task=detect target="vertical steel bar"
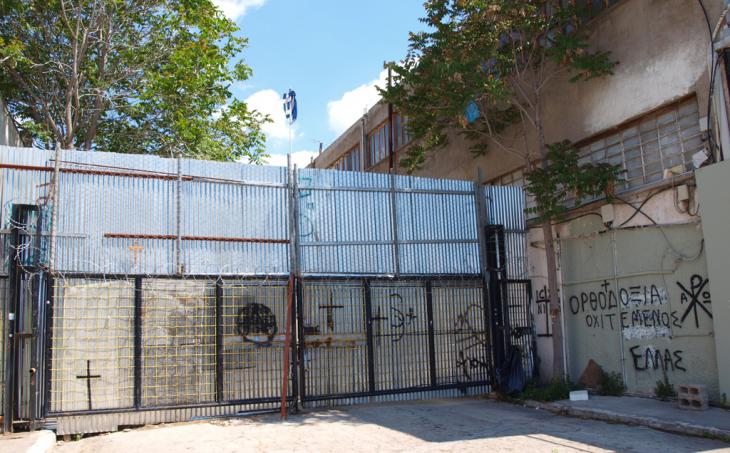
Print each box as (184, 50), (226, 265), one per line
(3, 206), (22, 432)
(486, 225), (506, 375)
(425, 280), (437, 387)
(364, 279), (375, 394)
(280, 275), (294, 419)
(215, 278), (223, 402)
(42, 275), (54, 417)
(389, 173), (400, 277)
(48, 144), (61, 273)
(133, 277), (142, 410)
(175, 154), (183, 275)
(473, 177), (496, 383)
(295, 278), (305, 403)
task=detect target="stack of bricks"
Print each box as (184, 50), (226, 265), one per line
(678, 384), (709, 410)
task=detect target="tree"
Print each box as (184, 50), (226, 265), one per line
(381, 0), (618, 380)
(0, 0), (268, 162)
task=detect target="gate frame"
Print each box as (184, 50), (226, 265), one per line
(296, 275), (493, 405)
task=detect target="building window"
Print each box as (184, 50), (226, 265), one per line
(368, 122), (390, 167)
(366, 114), (412, 168)
(490, 96), (704, 213)
(576, 97), (703, 191)
(394, 113), (411, 150)
(334, 145), (361, 172)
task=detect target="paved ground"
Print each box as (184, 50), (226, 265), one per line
(0, 430), (55, 453)
(49, 398), (729, 453)
(556, 395), (730, 433)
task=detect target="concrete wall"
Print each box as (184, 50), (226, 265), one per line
(557, 215), (717, 398)
(696, 160), (730, 402)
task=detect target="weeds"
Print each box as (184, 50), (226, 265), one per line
(520, 380), (576, 402)
(597, 369), (625, 396)
(654, 374), (676, 401)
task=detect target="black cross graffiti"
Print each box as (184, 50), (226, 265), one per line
(75, 360), (101, 410)
(318, 290), (344, 332)
(677, 274), (712, 329)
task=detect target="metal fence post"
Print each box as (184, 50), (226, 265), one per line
(175, 154), (183, 275)
(133, 277), (142, 409)
(388, 172), (400, 277)
(48, 143), (61, 273)
(43, 275), (54, 417)
(425, 280), (437, 387)
(473, 176), (498, 384)
(294, 278), (305, 404)
(215, 278), (224, 402)
(364, 279), (375, 394)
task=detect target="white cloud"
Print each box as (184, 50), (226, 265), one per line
(245, 89), (292, 141)
(327, 69), (388, 135)
(212, 0), (267, 21)
(264, 150), (318, 168)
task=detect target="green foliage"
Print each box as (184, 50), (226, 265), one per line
(520, 379), (577, 402)
(654, 374), (676, 401)
(525, 141), (624, 222)
(380, 0), (617, 173)
(597, 369), (625, 396)
(0, 0), (268, 161)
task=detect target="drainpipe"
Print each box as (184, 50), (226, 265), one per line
(360, 111), (368, 169)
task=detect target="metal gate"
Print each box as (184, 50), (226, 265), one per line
(0, 145), (533, 434)
(297, 277), (491, 404)
(3, 204), (52, 432)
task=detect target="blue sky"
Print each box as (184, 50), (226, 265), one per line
(212, 0), (425, 166)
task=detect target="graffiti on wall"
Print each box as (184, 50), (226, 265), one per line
(534, 285), (552, 337)
(677, 275), (712, 329)
(567, 274), (712, 375)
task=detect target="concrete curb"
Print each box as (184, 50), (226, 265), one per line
(522, 400), (730, 441)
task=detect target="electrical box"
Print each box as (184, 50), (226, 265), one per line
(601, 203), (615, 225)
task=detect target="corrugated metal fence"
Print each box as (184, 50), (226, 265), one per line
(0, 145), (530, 434)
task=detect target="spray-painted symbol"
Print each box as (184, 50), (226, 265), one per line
(454, 304), (489, 381)
(76, 359), (101, 410)
(237, 303), (278, 345)
(677, 275), (712, 329)
(319, 290), (344, 332)
(388, 293), (417, 342)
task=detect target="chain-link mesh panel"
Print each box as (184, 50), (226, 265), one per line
(50, 278), (135, 412)
(141, 279), (215, 406)
(221, 279), (288, 402)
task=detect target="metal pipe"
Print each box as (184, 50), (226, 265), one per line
(176, 154), (182, 274)
(0, 163), (288, 188)
(389, 172), (400, 277)
(48, 143), (61, 272)
(103, 233), (289, 244)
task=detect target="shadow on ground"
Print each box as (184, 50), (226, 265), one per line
(279, 397), (728, 452)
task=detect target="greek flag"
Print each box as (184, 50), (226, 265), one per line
(282, 89), (297, 124)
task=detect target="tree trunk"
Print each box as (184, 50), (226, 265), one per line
(535, 92), (566, 382)
(542, 221), (564, 381)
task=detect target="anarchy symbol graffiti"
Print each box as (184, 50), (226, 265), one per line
(677, 274), (712, 329)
